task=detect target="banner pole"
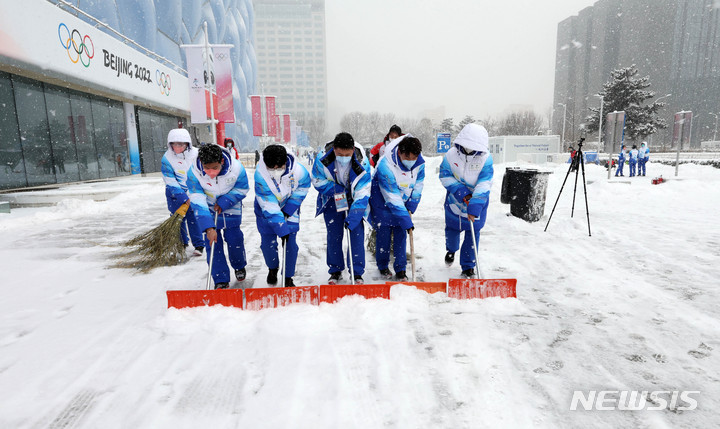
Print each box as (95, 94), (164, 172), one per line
(204, 21), (217, 146)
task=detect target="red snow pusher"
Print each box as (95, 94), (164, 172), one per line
(446, 222), (517, 299)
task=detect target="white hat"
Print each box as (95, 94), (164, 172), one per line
(167, 128), (192, 144)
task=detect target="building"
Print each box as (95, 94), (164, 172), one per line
(0, 0), (257, 191)
(252, 0), (328, 133)
(553, 0), (720, 149)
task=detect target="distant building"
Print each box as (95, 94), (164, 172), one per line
(0, 0), (257, 190)
(252, 0), (328, 126)
(553, 0), (720, 149)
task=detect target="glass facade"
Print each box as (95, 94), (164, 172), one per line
(137, 108), (186, 175)
(0, 71), (181, 190)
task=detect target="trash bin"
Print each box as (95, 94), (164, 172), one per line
(509, 169), (552, 222)
(500, 167), (520, 204)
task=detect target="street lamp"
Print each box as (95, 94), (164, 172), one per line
(648, 94), (671, 149)
(709, 112), (719, 142)
(593, 95), (609, 178)
(558, 102), (567, 148)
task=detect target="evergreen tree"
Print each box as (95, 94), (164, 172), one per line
(439, 118), (454, 133)
(454, 115), (476, 135)
(584, 65), (667, 142)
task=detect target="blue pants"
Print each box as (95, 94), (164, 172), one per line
(204, 226), (247, 284)
(375, 225), (407, 273)
(629, 160), (637, 177)
(615, 161), (625, 176)
(445, 224), (481, 271)
(639, 158), (647, 176)
(260, 232), (299, 277)
(179, 206), (204, 248)
(323, 209), (365, 275)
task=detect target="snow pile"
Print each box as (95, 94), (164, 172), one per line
(0, 159), (718, 428)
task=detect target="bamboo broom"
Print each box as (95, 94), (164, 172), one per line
(114, 201), (192, 272)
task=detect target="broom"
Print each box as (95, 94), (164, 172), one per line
(114, 201), (191, 272)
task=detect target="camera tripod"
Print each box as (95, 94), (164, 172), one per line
(544, 138), (591, 236)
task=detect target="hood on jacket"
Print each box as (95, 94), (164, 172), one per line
(453, 123), (489, 153)
(167, 128), (192, 152)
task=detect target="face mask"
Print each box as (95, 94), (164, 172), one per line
(402, 159), (416, 170)
(336, 155), (351, 166)
(459, 146), (477, 156)
(269, 169), (284, 182)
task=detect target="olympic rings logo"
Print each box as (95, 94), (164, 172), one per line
(156, 69), (172, 96)
(58, 23), (94, 67)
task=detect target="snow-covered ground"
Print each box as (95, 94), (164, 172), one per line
(1, 158), (719, 428)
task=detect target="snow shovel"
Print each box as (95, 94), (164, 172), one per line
(167, 211), (244, 309)
(346, 226), (355, 285)
(446, 218), (517, 300)
(279, 236), (286, 288)
(409, 228), (417, 282)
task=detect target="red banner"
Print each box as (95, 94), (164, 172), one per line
(266, 96), (277, 136)
(275, 115), (282, 142)
(251, 96), (263, 136)
(283, 115), (291, 143)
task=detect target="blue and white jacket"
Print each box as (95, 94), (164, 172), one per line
(254, 153), (311, 237)
(638, 144), (649, 160)
(161, 141), (198, 212)
(629, 148), (639, 161)
(439, 124), (494, 227)
(311, 145), (371, 230)
(369, 135), (425, 231)
(617, 148), (626, 163)
(186, 145), (250, 232)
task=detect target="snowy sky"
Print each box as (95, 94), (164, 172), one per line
(325, 0), (597, 128)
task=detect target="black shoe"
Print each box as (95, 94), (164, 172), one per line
(193, 246), (204, 256)
(353, 274), (364, 284)
(214, 282), (230, 289)
(235, 268), (246, 281)
(445, 252), (455, 267)
(267, 268), (278, 286)
(284, 277), (295, 287)
(461, 268), (475, 279)
(395, 271), (408, 281)
(379, 268), (393, 279)
(328, 272), (342, 285)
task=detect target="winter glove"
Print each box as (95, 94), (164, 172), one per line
(174, 201), (190, 217)
(463, 194), (472, 205)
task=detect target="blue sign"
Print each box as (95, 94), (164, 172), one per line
(437, 133), (451, 153)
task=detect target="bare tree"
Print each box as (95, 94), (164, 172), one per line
(339, 112), (365, 141)
(497, 110), (544, 135)
(478, 115), (499, 136)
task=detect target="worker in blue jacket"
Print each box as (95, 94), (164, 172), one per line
(369, 135), (425, 281)
(161, 127), (204, 255)
(186, 144), (250, 289)
(638, 141), (649, 176)
(615, 144), (626, 177)
(254, 144), (311, 287)
(311, 132), (371, 284)
(629, 144), (639, 177)
(439, 123), (494, 278)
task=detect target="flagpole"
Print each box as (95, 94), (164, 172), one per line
(203, 21), (217, 146)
